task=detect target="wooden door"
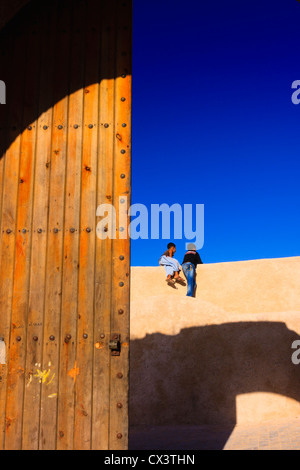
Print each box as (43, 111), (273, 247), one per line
(0, 0), (131, 450)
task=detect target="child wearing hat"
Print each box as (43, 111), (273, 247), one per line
(181, 243), (203, 297)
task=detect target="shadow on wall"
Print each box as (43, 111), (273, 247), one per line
(0, 0), (127, 160)
(130, 322), (300, 450)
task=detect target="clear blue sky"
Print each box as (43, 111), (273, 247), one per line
(131, 0), (300, 266)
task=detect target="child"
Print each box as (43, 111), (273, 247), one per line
(159, 242), (185, 287)
(181, 243), (203, 297)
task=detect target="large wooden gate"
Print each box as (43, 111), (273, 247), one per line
(0, 0), (131, 450)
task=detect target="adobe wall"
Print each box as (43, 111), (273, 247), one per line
(130, 257), (300, 426)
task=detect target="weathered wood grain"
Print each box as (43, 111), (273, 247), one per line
(22, 2), (57, 451)
(109, 0), (132, 451)
(0, 14), (27, 450)
(56, 0), (85, 451)
(0, 0), (132, 450)
(4, 6), (41, 450)
(92, 0), (117, 450)
(73, 0), (101, 449)
(39, 0), (72, 450)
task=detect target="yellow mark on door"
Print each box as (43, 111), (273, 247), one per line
(34, 368), (55, 385)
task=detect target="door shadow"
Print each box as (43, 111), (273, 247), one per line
(0, 0), (130, 161)
(129, 321), (300, 449)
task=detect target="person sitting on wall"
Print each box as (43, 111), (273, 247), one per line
(181, 243), (203, 297)
(159, 242), (185, 287)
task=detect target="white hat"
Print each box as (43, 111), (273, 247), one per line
(187, 243), (197, 251)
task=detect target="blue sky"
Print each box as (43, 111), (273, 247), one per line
(131, 0), (300, 266)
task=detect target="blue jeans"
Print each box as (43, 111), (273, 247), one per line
(182, 262), (196, 297)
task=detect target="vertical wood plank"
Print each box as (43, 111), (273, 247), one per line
(39, 0), (72, 450)
(0, 28), (11, 234)
(4, 7), (41, 450)
(0, 26), (15, 451)
(73, 0), (101, 449)
(92, 0), (117, 450)
(22, 3), (58, 450)
(0, 17), (27, 450)
(56, 0), (86, 450)
(109, 0), (132, 451)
